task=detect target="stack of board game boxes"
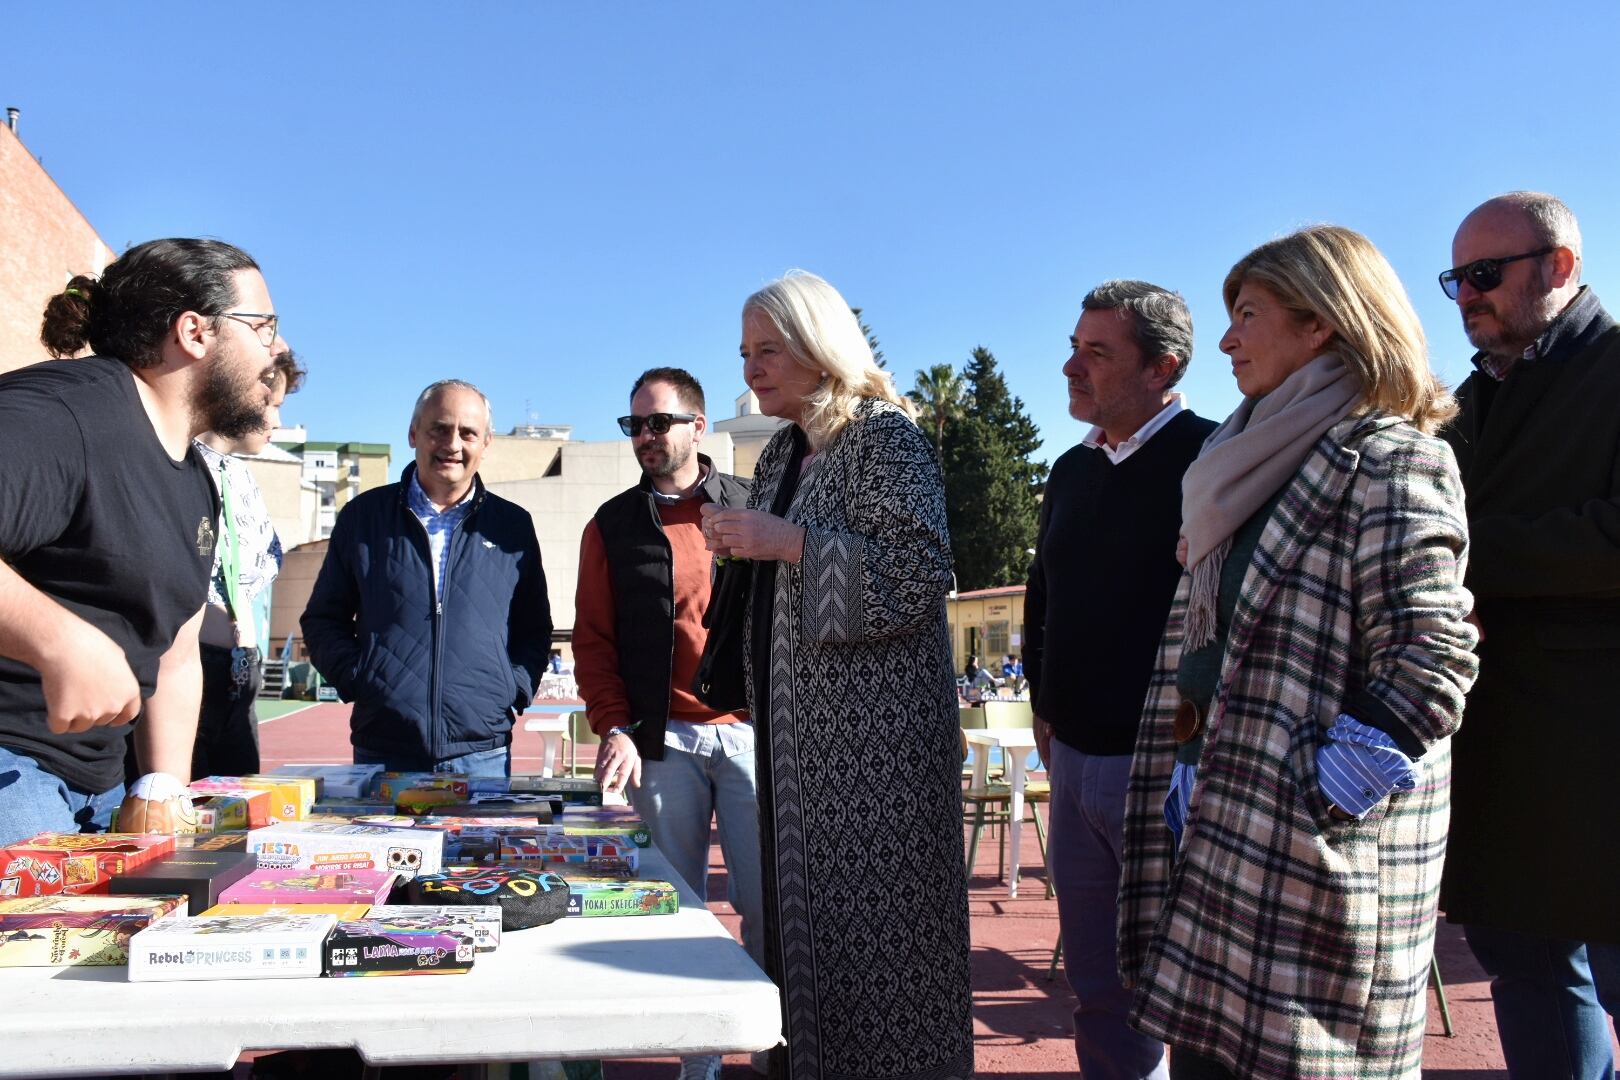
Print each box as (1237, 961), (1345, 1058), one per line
(0, 768), (679, 981)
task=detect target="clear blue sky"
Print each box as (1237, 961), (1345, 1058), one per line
(9, 3), (1619, 468)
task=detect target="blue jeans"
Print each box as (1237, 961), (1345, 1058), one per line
(1464, 923), (1620, 1079)
(1047, 739), (1169, 1080)
(0, 746), (126, 847)
(628, 738), (764, 970)
(352, 743), (511, 779)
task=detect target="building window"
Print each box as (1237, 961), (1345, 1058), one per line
(986, 621), (1009, 658)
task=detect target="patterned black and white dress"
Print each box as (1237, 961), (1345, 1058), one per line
(744, 398), (974, 1080)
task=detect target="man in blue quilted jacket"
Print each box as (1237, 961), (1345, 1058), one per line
(301, 380), (552, 777)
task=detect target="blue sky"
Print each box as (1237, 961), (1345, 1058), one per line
(8, 2), (1619, 467)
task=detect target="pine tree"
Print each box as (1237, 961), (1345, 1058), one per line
(940, 347), (1046, 590)
(908, 363), (965, 457)
(851, 306), (885, 369)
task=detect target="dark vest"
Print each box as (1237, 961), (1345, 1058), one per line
(591, 455), (750, 760)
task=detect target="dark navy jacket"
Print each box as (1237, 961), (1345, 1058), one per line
(301, 465), (553, 761)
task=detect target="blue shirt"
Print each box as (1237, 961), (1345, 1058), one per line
(406, 473), (475, 600)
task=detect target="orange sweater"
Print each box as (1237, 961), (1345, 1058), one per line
(574, 495), (746, 737)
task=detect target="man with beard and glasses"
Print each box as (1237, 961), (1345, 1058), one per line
(188, 345), (307, 779)
(0, 238), (278, 845)
(1437, 192), (1620, 1077)
(303, 380), (552, 777)
(573, 368), (762, 1080)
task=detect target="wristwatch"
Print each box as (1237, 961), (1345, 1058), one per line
(607, 726), (636, 740)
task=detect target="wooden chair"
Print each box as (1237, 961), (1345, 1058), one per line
(567, 712), (601, 777)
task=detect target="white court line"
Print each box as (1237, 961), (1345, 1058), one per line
(256, 703), (316, 725)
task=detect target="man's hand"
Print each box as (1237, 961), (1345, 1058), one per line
(595, 732), (643, 796)
(1034, 714), (1053, 771)
(37, 618), (141, 734)
(701, 504), (806, 563)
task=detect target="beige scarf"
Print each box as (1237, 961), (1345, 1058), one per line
(1181, 353), (1359, 650)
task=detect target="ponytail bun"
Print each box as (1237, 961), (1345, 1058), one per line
(40, 275), (100, 358)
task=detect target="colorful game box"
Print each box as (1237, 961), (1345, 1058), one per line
(508, 776), (604, 804)
(220, 867), (398, 906)
(561, 876), (679, 918)
(109, 849), (256, 915)
(555, 816), (652, 847)
(246, 822), (443, 880)
(0, 895), (187, 967)
(308, 800), (394, 818)
(201, 903), (374, 920)
(365, 904), (501, 952)
(0, 833), (176, 897)
(128, 912), (336, 981)
(498, 833), (640, 872)
(173, 832), (250, 853)
(375, 773), (470, 802)
(190, 789), (273, 832)
(192, 776), (308, 822)
(324, 916), (475, 976)
(270, 764), (385, 799)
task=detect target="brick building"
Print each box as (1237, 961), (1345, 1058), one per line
(0, 112), (114, 373)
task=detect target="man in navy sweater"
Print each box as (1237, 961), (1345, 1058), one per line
(1025, 280), (1215, 1080)
(302, 381), (552, 777)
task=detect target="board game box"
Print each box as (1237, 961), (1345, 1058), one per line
(0, 895), (187, 967)
(192, 777), (306, 822)
(127, 912), (336, 981)
(364, 904), (500, 952)
(0, 833), (176, 897)
(269, 764), (384, 799)
(375, 773), (469, 802)
(220, 867), (398, 906)
(560, 876), (679, 918)
(497, 833), (640, 872)
(324, 916), (475, 976)
(173, 832), (249, 853)
(200, 903), (374, 920)
(108, 849), (256, 915)
(246, 823), (443, 880)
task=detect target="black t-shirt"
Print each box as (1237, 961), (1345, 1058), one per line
(0, 356), (217, 792)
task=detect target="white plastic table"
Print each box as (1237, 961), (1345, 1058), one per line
(965, 727), (1039, 899)
(0, 847), (781, 1077)
(521, 712), (571, 778)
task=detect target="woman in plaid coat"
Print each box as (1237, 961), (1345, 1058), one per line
(1118, 226), (1480, 1078)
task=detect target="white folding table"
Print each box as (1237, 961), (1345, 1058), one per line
(521, 711), (572, 778)
(0, 847), (780, 1077)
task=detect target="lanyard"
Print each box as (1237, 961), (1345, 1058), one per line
(217, 462), (244, 620)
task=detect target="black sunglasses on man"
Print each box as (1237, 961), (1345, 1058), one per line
(617, 412), (697, 437)
(1438, 247), (1556, 300)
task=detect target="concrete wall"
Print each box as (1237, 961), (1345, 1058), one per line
(0, 124), (114, 373)
(248, 458), (310, 551)
(479, 436), (566, 485)
(489, 434), (735, 638)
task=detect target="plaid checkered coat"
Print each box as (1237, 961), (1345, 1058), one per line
(1118, 414), (1479, 1078)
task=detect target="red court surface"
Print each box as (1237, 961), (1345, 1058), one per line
(258, 701), (1609, 1076)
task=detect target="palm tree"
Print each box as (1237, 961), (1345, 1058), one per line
(910, 363), (965, 456)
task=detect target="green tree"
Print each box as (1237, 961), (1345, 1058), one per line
(851, 306), (885, 369)
(941, 347), (1046, 590)
(908, 362), (965, 457)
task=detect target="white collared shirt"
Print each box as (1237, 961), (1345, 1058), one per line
(1081, 393), (1187, 464)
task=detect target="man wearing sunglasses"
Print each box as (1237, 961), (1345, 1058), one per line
(573, 368), (762, 1080)
(0, 238), (279, 845)
(303, 380), (553, 778)
(1438, 191), (1620, 1077)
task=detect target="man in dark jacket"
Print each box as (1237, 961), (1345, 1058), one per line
(302, 380), (551, 777)
(573, 368), (761, 1080)
(1026, 280), (1215, 1080)
(1439, 191), (1620, 1077)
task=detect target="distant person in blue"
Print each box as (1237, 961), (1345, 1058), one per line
(1437, 192), (1620, 1078)
(1025, 279), (1214, 1079)
(302, 380), (553, 778)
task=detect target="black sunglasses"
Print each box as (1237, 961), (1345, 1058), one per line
(1438, 247), (1555, 300)
(617, 412), (696, 437)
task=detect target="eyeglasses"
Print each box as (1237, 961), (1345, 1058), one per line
(617, 412), (696, 437)
(1438, 248), (1555, 300)
(217, 312), (280, 349)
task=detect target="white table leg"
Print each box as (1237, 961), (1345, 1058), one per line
(970, 739), (989, 790)
(1007, 749), (1026, 899)
(540, 733), (560, 778)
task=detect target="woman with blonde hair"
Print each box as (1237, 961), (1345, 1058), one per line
(1117, 226), (1479, 1078)
(702, 271), (973, 1080)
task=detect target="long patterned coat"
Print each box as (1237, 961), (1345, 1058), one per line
(1118, 414), (1479, 1078)
(744, 398), (974, 1080)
